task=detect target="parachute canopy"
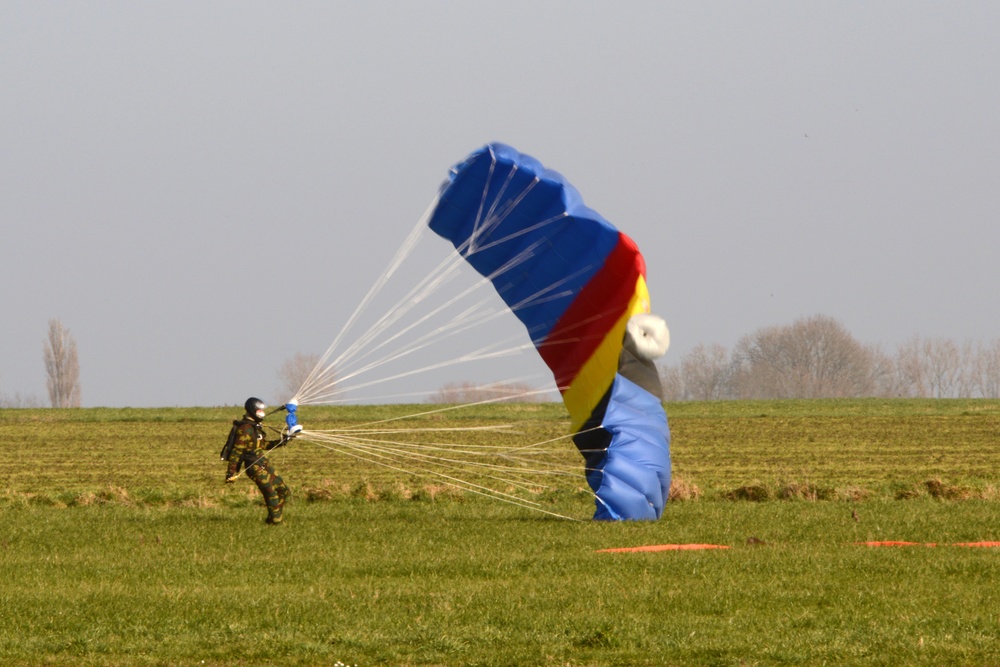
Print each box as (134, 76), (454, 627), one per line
(427, 143), (671, 520)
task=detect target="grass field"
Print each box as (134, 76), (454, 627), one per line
(2, 400), (999, 666)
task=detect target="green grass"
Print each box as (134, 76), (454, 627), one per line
(2, 400), (1000, 665)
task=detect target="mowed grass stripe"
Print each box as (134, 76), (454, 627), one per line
(673, 414), (1000, 490)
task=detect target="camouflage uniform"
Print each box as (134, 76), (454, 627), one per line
(225, 418), (290, 524)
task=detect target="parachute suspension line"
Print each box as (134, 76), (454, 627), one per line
(460, 156), (533, 258)
(297, 259), (470, 402)
(331, 317), (531, 393)
(294, 202), (437, 403)
(332, 276), (503, 384)
(502, 259), (593, 314)
(473, 179), (528, 247)
(295, 232), (473, 404)
(462, 175), (539, 259)
(534, 300), (641, 353)
(301, 321), (563, 402)
(311, 423), (577, 456)
(309, 432), (540, 499)
(296, 186), (535, 405)
(367, 236), (578, 370)
(293, 420), (607, 512)
(466, 153), (540, 257)
(335, 387), (559, 430)
(329, 247), (468, 368)
(297, 277), (542, 403)
(466, 210), (568, 259)
(302, 431), (584, 521)
(466, 150), (576, 261)
(301, 337), (537, 404)
(310, 431), (557, 492)
(295, 179), (580, 406)
(297, 155), (580, 407)
(305, 373), (555, 406)
(294, 417), (598, 508)
(295, 174), (543, 404)
(466, 154), (499, 254)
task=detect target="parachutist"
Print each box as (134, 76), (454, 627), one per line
(221, 397), (293, 525)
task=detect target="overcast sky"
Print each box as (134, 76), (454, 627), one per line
(2, 2), (998, 408)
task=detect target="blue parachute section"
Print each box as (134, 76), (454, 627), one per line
(427, 143), (672, 521)
(428, 142), (621, 346)
(580, 375), (671, 520)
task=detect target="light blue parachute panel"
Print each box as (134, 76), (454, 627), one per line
(584, 375), (671, 521)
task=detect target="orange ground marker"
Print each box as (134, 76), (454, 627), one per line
(596, 544), (731, 553)
(859, 541), (1000, 548)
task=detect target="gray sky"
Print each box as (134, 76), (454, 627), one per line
(2, 2), (998, 408)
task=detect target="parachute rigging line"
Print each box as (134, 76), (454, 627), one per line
(305, 430), (584, 521)
(294, 225), (546, 405)
(291, 160), (603, 408)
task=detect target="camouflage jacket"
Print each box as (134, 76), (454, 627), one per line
(225, 418), (285, 480)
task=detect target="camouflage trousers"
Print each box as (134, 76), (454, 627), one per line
(246, 455), (290, 524)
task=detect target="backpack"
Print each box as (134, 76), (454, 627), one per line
(219, 419), (244, 461)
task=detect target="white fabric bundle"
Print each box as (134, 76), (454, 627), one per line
(624, 314), (670, 361)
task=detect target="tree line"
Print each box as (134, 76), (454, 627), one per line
(7, 315), (997, 408)
(660, 314), (1000, 400)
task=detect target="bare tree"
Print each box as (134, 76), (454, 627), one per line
(924, 337), (963, 398)
(894, 336), (967, 398)
(893, 336), (929, 397)
(730, 315), (878, 399)
(974, 339), (1000, 398)
(0, 387), (44, 408)
(276, 352), (322, 400)
(659, 364), (685, 402)
(680, 343), (732, 400)
(43, 319), (81, 408)
(867, 345), (902, 398)
(956, 340), (979, 398)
